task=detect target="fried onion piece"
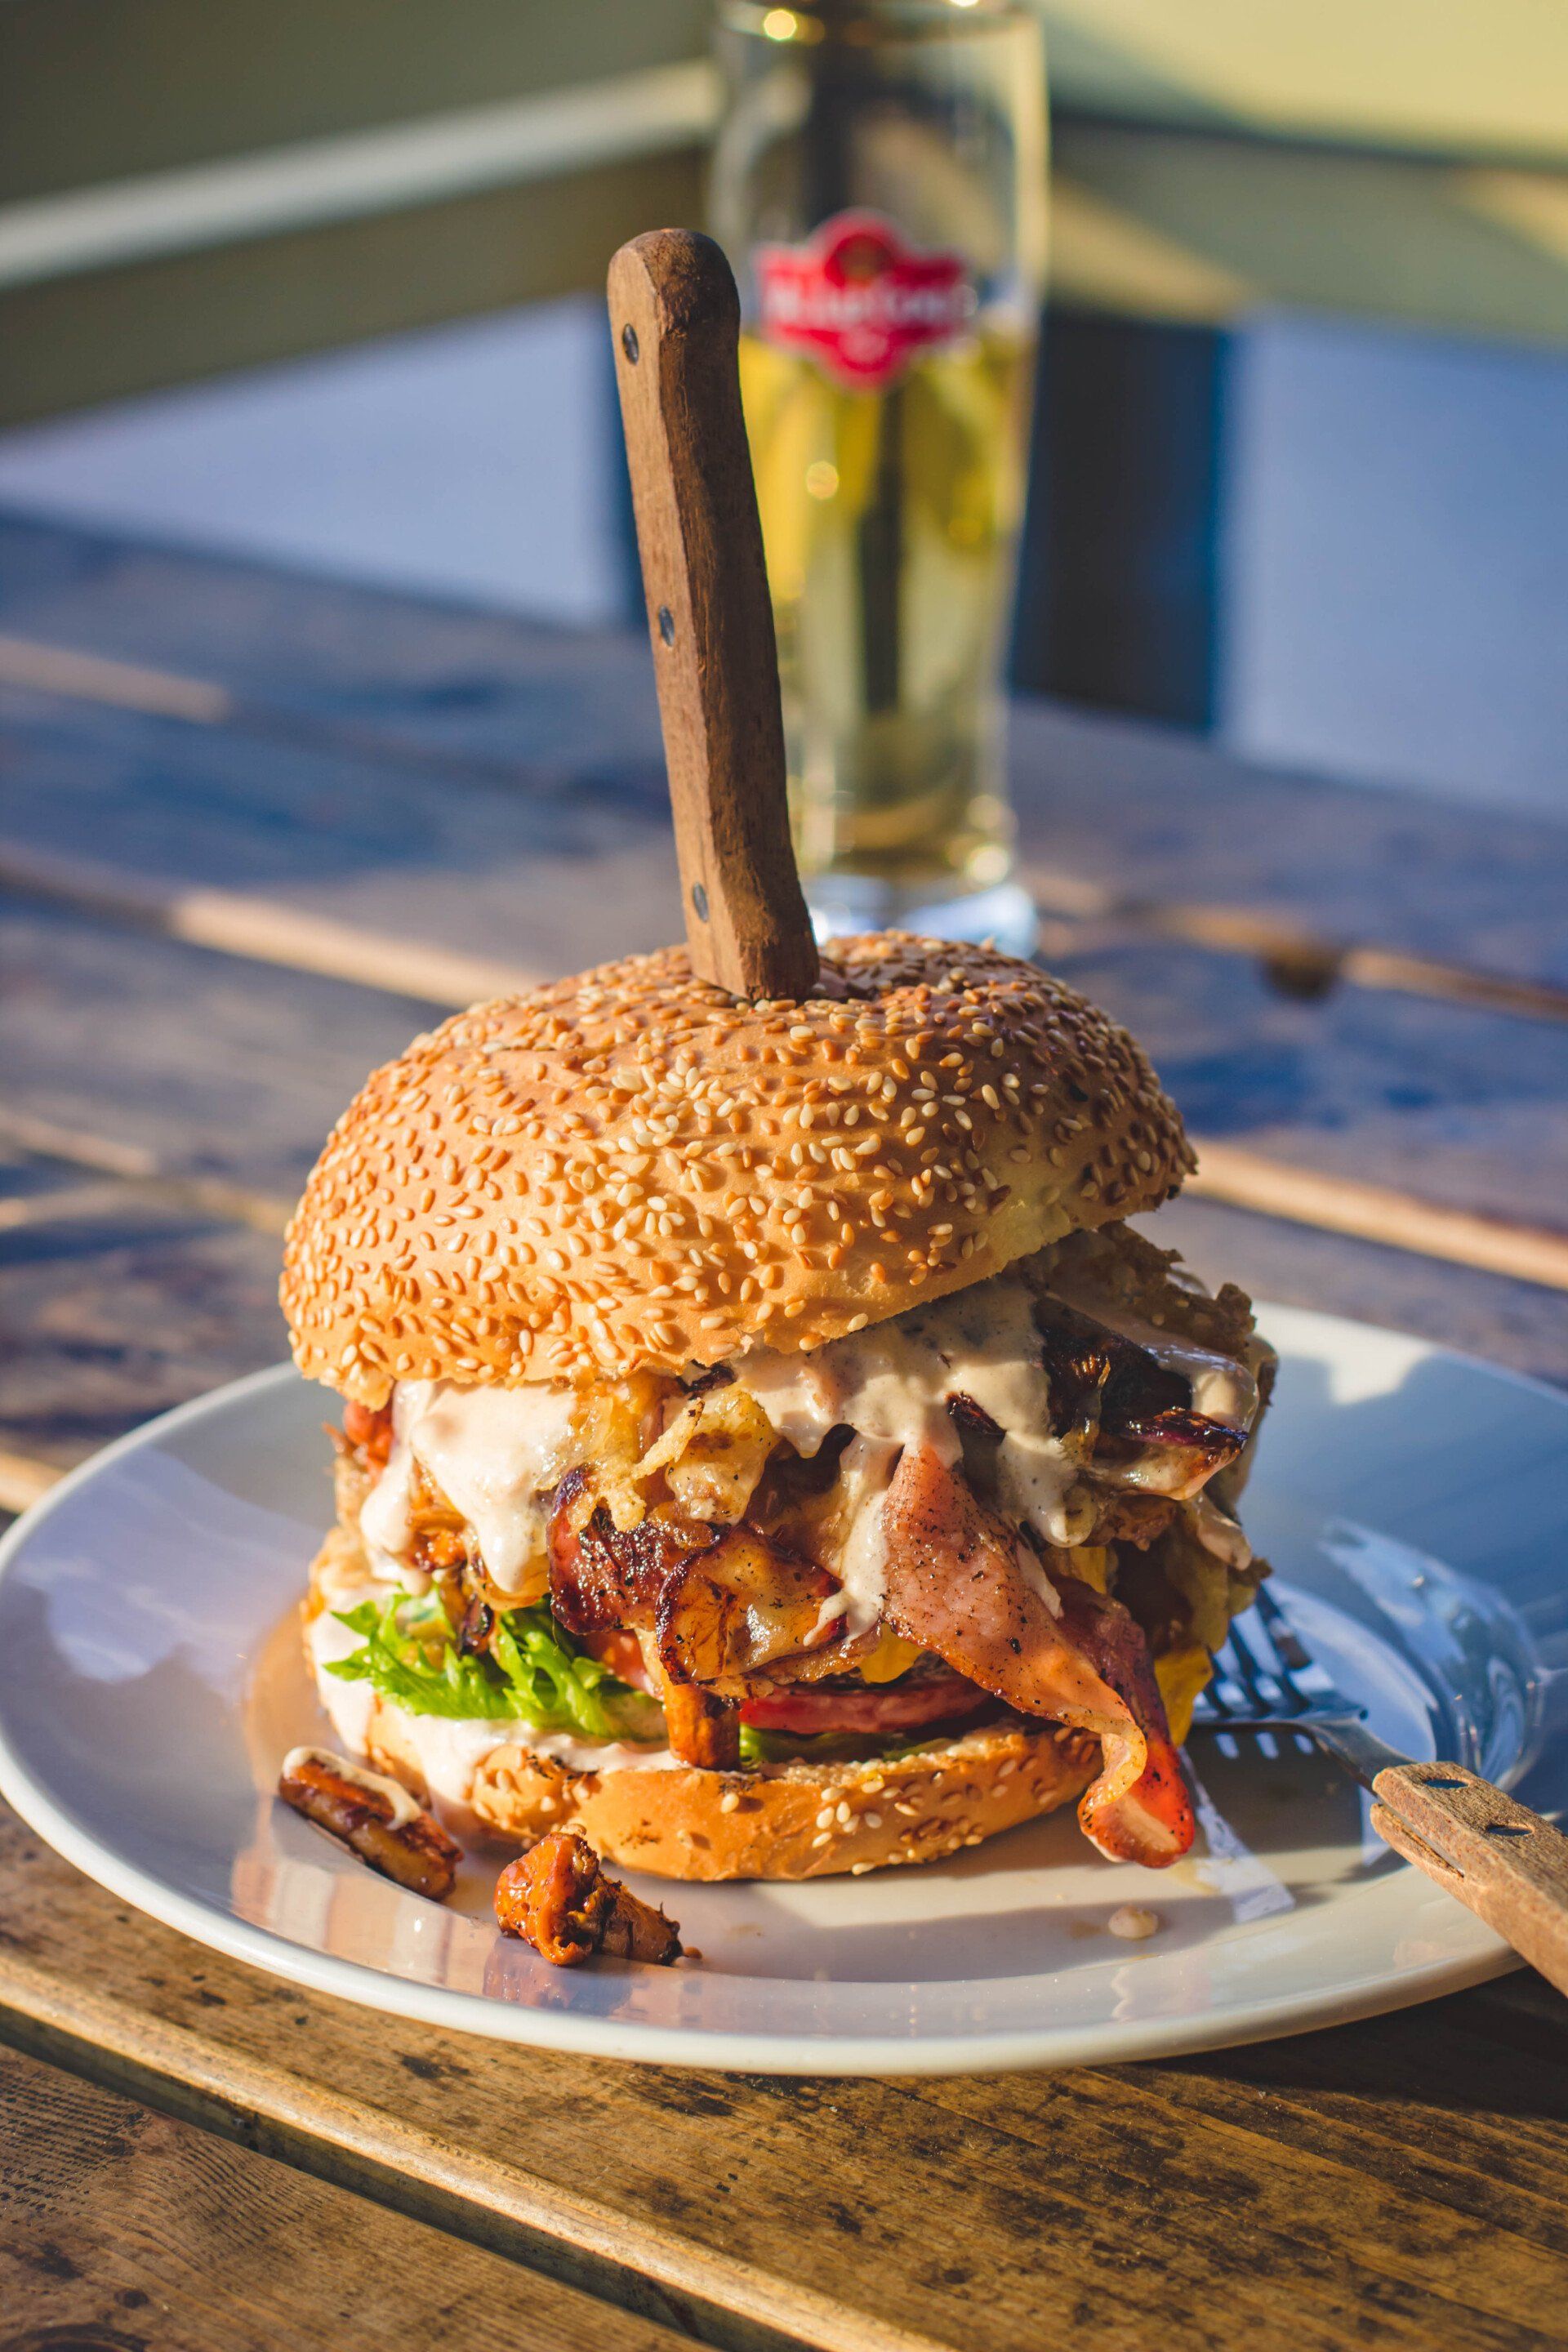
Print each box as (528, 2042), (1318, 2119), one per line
(278, 1748), (460, 1900)
(879, 1447), (1194, 1868)
(636, 1385), (778, 1525)
(494, 1831), (683, 1967)
(548, 1491), (834, 1691)
(1093, 1408), (1248, 1499)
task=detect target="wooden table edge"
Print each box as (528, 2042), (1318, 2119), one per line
(0, 1944), (947, 2352)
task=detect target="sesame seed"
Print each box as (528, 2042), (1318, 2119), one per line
(281, 936), (1189, 1389)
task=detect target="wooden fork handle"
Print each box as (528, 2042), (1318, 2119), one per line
(1371, 1761), (1568, 1997)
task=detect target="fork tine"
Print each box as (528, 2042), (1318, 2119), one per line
(1255, 1585), (1313, 1677)
(1198, 1656), (1240, 1721)
(1226, 1617), (1304, 1719)
(1218, 1619), (1268, 1713)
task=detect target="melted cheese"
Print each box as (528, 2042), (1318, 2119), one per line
(359, 1377), (577, 1591)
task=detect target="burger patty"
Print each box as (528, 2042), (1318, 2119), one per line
(738, 1665), (993, 1737)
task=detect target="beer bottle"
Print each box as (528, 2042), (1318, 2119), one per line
(711, 0), (1048, 952)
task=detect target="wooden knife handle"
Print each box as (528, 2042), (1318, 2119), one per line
(1371, 1761), (1568, 1997)
(608, 228), (819, 1003)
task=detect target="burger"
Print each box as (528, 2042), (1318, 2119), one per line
(281, 934), (1272, 1880)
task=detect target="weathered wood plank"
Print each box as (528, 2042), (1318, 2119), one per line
(0, 2038), (704, 2352)
(0, 1805), (1565, 2352)
(1, 893), (441, 1196)
(1054, 939), (1568, 1235)
(0, 507), (665, 774)
(8, 876), (1567, 1240)
(1009, 699), (1568, 996)
(2, 509), (1566, 988)
(0, 684), (684, 975)
(0, 1144), (288, 1472)
(1150, 1195), (1568, 1391)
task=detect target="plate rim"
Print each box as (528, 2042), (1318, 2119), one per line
(0, 1310), (1535, 2075)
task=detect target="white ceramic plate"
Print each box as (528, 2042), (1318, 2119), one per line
(0, 1306), (1562, 2075)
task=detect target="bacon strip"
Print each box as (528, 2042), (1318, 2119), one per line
(878, 1446), (1194, 1866)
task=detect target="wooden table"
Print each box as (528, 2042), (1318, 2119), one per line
(2, 505), (1567, 2351)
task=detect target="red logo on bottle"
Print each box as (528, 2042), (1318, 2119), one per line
(755, 212), (973, 390)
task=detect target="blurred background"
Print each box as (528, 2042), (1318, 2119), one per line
(1, 0), (1565, 816)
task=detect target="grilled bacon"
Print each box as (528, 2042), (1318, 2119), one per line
(878, 1446), (1194, 1867)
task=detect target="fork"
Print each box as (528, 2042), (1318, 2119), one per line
(1192, 1586), (1568, 1998)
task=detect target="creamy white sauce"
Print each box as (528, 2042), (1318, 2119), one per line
(527, 1731), (685, 1774)
(1186, 1490), (1254, 1571)
(359, 1377), (577, 1590)
(352, 1253), (1258, 1626)
(808, 1435), (900, 1640)
(282, 1744), (422, 1828)
(306, 1603), (377, 1755)
(394, 1714), (521, 1830)
(1108, 1904), (1161, 1940)
(737, 1272), (1088, 1633)
(1014, 1540), (1063, 1618)
(735, 1271), (1078, 1535)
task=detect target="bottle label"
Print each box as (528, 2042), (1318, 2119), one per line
(755, 211), (974, 390)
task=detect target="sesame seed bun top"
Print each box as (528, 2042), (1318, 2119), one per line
(281, 934), (1195, 1403)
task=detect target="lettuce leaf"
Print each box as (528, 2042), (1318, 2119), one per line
(326, 1594), (664, 1744)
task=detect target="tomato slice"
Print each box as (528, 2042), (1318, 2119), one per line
(740, 1668), (991, 1736)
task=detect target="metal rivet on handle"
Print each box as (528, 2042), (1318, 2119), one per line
(1485, 1822), (1531, 1838)
(692, 882), (710, 922)
(621, 323), (639, 363)
(1423, 1776), (1465, 1789)
(657, 606), (675, 645)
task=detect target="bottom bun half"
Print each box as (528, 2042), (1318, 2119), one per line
(304, 1533), (1096, 1882)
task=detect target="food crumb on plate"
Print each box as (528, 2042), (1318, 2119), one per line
(1108, 1904), (1161, 1940)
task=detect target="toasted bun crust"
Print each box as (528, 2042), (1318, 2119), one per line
(305, 1540), (1095, 1882)
(283, 934), (1192, 1403)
